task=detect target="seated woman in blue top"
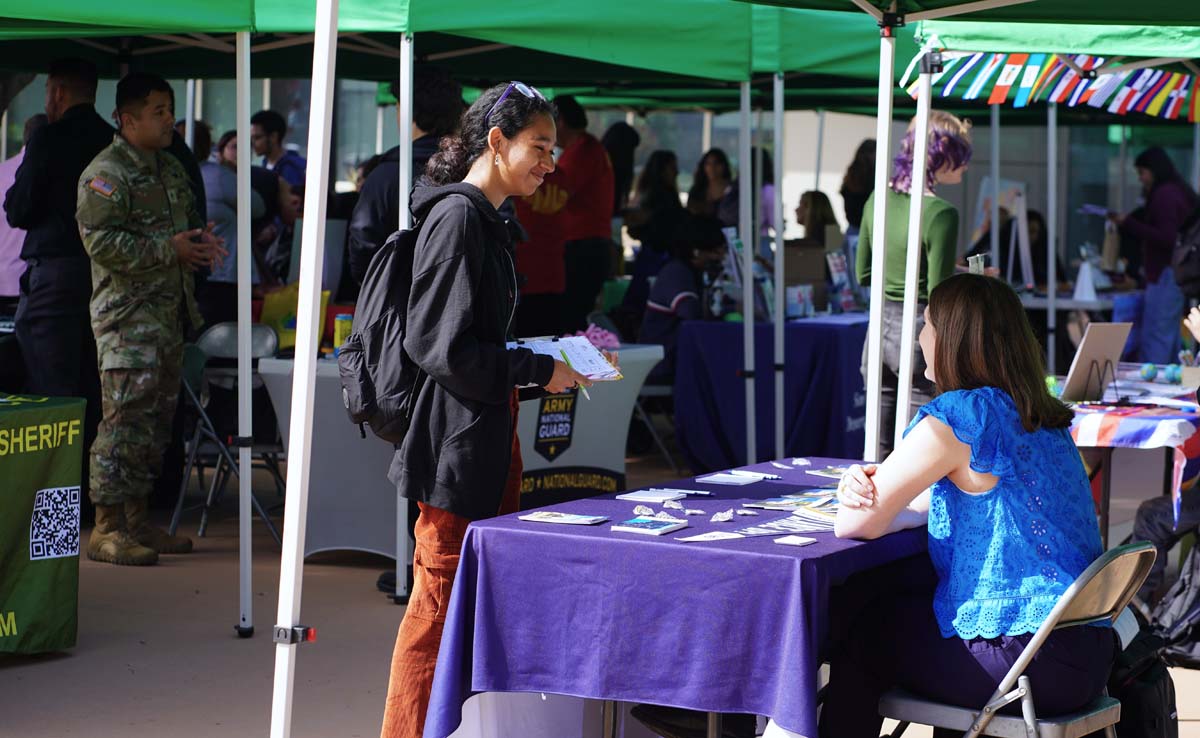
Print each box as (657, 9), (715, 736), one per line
(822, 273), (1115, 738)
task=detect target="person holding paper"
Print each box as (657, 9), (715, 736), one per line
(379, 82), (591, 738)
(856, 110), (972, 456)
(1109, 147), (1197, 364)
(822, 274), (1114, 738)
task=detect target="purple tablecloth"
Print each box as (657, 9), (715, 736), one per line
(674, 316), (868, 473)
(424, 457), (928, 738)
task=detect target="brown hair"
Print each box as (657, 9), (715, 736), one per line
(798, 190), (838, 245)
(927, 273), (1073, 432)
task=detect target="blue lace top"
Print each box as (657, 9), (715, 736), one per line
(903, 387), (1103, 639)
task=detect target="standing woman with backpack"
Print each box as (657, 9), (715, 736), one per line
(380, 82), (592, 738)
(1109, 146), (1198, 364)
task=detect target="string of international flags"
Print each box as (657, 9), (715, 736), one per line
(904, 52), (1200, 122)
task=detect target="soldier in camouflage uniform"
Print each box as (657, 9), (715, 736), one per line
(76, 73), (225, 566)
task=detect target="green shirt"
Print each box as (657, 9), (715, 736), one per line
(855, 189), (959, 302)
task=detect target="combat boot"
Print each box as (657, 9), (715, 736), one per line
(125, 497), (193, 554)
(87, 504), (159, 566)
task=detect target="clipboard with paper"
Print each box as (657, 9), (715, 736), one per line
(506, 335), (623, 382)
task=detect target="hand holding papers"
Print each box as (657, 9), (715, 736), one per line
(509, 336), (624, 383)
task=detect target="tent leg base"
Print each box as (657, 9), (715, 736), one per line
(391, 594), (410, 606)
(236, 625), (254, 639)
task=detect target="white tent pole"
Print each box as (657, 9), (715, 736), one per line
(184, 80), (196, 152)
(1192, 122), (1200, 192)
(755, 110), (765, 255)
(375, 106), (384, 155)
(814, 109), (825, 191)
(1047, 103), (1058, 374)
(399, 34), (414, 231)
(394, 31), (415, 602)
(702, 111), (713, 156)
(234, 33), (254, 639)
(894, 66), (933, 450)
(268, 0), (339, 731)
(739, 81), (756, 465)
(990, 104), (1000, 272)
(773, 73), (786, 462)
(195, 80), (204, 120)
(1, 110), (8, 161)
(262, 78), (272, 111)
(1118, 125), (1128, 212)
(863, 26), (896, 463)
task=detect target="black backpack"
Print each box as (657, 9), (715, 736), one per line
(337, 225), (427, 443)
(1171, 207), (1200, 298)
(1103, 624), (1179, 738)
(1152, 542), (1200, 668)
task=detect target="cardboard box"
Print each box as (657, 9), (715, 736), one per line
(783, 239), (828, 311)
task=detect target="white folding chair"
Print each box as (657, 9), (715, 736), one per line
(879, 542), (1156, 738)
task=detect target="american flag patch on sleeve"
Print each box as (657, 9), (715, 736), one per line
(88, 177), (115, 197)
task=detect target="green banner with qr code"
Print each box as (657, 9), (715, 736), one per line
(0, 394), (85, 654)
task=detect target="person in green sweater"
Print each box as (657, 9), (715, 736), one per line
(857, 110), (973, 457)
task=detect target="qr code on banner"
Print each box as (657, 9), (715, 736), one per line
(29, 486), (81, 561)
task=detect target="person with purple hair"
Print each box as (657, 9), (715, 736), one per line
(857, 110), (972, 457)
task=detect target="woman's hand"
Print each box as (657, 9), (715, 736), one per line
(602, 349), (620, 374)
(837, 464), (878, 509)
(544, 360), (592, 395)
(1106, 211), (1126, 227)
(1185, 306), (1200, 345)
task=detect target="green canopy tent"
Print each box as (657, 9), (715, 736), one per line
(905, 17), (1200, 381)
(733, 0), (1200, 464)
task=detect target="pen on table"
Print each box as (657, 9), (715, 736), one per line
(560, 349), (591, 400)
(729, 469), (782, 480)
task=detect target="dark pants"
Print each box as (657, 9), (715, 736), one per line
(819, 557), (1118, 738)
(15, 256), (101, 503)
(1133, 488), (1200, 602)
(563, 237), (614, 333)
(513, 292), (566, 339)
(863, 299), (935, 458)
(196, 279), (239, 329)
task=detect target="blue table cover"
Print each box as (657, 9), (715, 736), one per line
(674, 315), (868, 472)
(424, 457), (928, 738)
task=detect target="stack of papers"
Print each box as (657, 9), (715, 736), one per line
(616, 489), (687, 503)
(695, 473), (757, 486)
(611, 517), (688, 536)
(519, 511), (608, 525)
(806, 465), (850, 481)
(507, 336), (623, 381)
(738, 514), (834, 537)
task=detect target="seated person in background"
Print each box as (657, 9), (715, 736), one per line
(963, 208), (1065, 285)
(824, 273), (1115, 738)
(1131, 304), (1200, 605)
(638, 214), (726, 385)
(793, 190), (840, 249)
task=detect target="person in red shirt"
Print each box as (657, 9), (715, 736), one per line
(553, 96), (615, 332)
(513, 168), (569, 337)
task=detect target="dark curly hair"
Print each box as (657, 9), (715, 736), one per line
(425, 82), (557, 186)
(392, 66), (464, 139)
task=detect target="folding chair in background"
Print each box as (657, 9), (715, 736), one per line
(879, 541), (1157, 738)
(169, 324), (283, 544)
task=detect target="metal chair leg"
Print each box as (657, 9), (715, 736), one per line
(1017, 676), (1039, 738)
(601, 700), (617, 738)
(635, 400), (680, 475)
(170, 422), (204, 535)
(706, 712), (722, 738)
(198, 454), (225, 538)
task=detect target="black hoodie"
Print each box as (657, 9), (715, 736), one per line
(389, 182), (555, 520)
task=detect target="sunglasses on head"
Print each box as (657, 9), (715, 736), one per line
(486, 81), (545, 123)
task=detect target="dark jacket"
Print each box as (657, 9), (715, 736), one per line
(389, 182), (555, 520)
(4, 104), (113, 261)
(347, 134), (441, 284)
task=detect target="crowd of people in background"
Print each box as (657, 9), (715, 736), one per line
(2, 57), (1199, 581)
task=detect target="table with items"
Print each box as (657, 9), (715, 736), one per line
(674, 315), (868, 473)
(424, 456), (927, 738)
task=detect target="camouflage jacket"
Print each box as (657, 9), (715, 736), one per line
(77, 134), (203, 368)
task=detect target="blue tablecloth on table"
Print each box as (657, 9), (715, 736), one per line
(424, 457), (928, 738)
(674, 315), (868, 472)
